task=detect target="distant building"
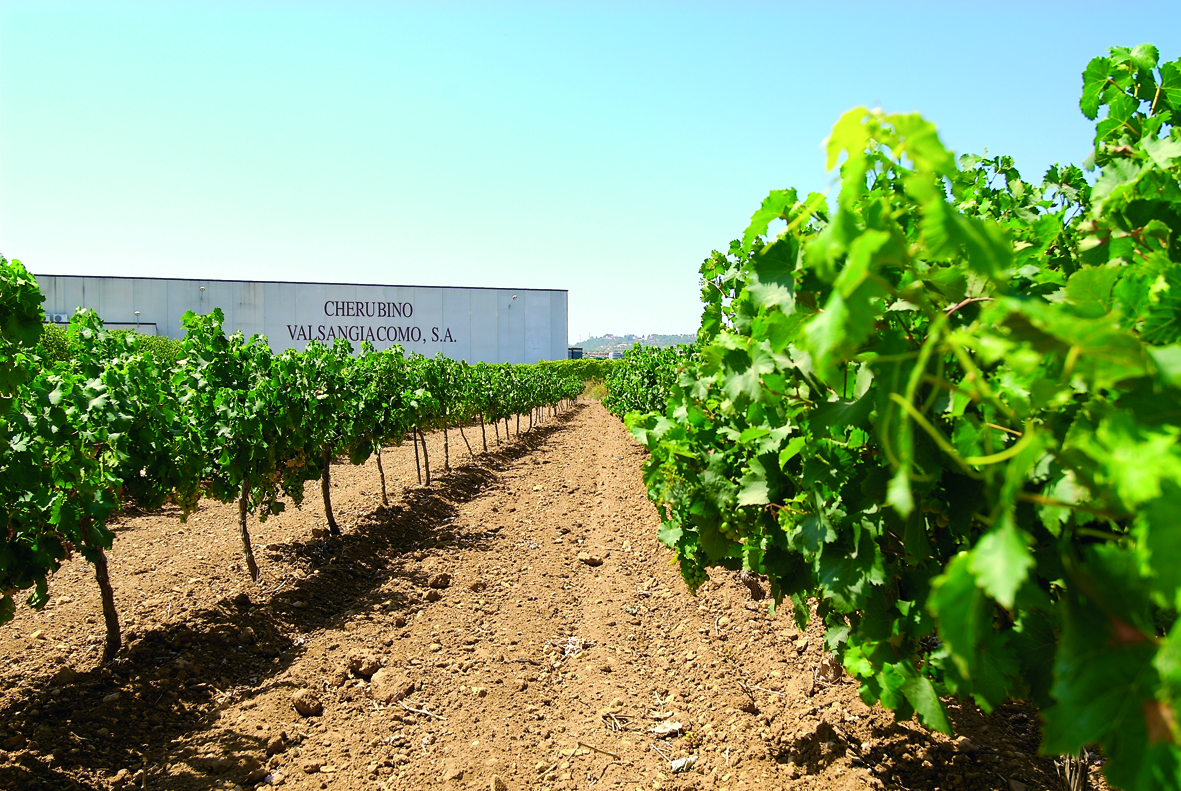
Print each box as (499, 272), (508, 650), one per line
(34, 273), (568, 364)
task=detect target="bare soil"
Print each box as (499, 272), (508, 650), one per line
(0, 402), (1105, 791)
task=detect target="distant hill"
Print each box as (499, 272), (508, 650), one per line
(573, 333), (696, 354)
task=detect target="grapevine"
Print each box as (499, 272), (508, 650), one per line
(619, 45), (1181, 790)
(602, 343), (696, 419)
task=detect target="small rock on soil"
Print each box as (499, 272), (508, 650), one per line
(291, 688), (323, 717)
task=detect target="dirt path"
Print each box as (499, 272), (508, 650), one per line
(0, 403), (1098, 791)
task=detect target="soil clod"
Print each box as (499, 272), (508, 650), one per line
(291, 688), (323, 717)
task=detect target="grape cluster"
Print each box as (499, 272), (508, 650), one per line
(922, 498), (950, 528)
(679, 552), (709, 594)
(719, 505), (759, 542)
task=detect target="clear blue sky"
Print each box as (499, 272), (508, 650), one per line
(2, 2), (1178, 343)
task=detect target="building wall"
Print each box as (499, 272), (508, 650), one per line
(35, 274), (569, 364)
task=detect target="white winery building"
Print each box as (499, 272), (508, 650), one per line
(34, 274), (569, 365)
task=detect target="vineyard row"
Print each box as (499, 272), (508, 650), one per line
(601, 45), (1181, 791)
(0, 269), (585, 664)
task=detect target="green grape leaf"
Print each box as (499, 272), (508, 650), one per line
(1141, 484), (1181, 601)
(817, 527), (885, 611)
(910, 173), (1013, 277)
(1142, 135), (1181, 170)
(1003, 300), (1148, 389)
(792, 512), (837, 555)
(1010, 610), (1059, 709)
(1142, 266), (1181, 345)
(924, 265), (968, 304)
(1148, 344), (1181, 387)
(890, 112), (957, 176)
(969, 631), (1023, 712)
(779, 435), (807, 467)
(1042, 583), (1179, 790)
(1064, 265), (1123, 318)
(896, 663), (952, 735)
(1158, 619), (1181, 705)
(968, 514), (1033, 609)
(929, 554), (990, 678)
(810, 390), (874, 437)
(747, 238), (798, 311)
(737, 459), (771, 506)
(825, 107), (871, 172)
(743, 189), (798, 252)
(1080, 56), (1112, 120)
(1159, 61), (1181, 112)
(1092, 158), (1145, 204)
(886, 466), (914, 518)
(835, 229), (891, 297)
(1115, 271), (1153, 325)
(1129, 43), (1161, 70)
(698, 525), (739, 560)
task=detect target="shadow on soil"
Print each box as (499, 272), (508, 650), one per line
(775, 692), (1065, 789)
(0, 405), (585, 791)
